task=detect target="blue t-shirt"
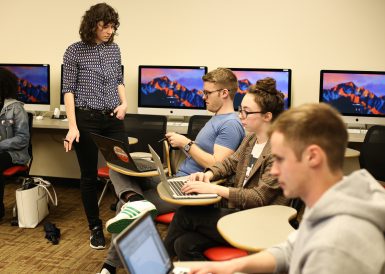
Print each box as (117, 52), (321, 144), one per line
(177, 112), (245, 176)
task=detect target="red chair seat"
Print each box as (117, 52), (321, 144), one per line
(204, 246), (248, 261)
(98, 166), (110, 178)
(155, 212), (175, 224)
(3, 165), (28, 176)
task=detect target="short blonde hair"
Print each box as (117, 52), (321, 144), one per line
(269, 103), (348, 171)
(202, 68), (238, 100)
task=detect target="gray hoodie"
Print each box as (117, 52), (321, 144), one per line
(268, 169), (385, 274)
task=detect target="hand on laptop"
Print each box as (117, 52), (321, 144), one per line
(181, 180), (217, 195)
(188, 171), (213, 183)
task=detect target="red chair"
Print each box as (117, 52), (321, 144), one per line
(155, 212), (175, 224)
(97, 166), (111, 207)
(203, 246), (248, 261)
(2, 165), (29, 177)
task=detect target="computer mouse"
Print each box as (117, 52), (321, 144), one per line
(36, 116), (44, 120)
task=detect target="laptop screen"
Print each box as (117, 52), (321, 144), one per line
(115, 213), (173, 274)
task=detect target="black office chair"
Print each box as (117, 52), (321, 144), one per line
(187, 115), (212, 140)
(122, 113), (168, 161)
(289, 198), (305, 229)
(359, 125), (385, 183)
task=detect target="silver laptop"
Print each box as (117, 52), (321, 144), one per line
(90, 132), (156, 172)
(148, 145), (218, 199)
(114, 212), (190, 274)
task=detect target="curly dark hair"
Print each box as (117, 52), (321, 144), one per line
(247, 77), (285, 121)
(0, 67), (18, 109)
(79, 3), (120, 45)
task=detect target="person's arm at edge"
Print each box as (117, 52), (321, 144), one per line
(64, 92), (79, 152)
(189, 143), (234, 168)
(113, 84), (127, 120)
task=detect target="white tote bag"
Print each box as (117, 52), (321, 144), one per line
(16, 177), (58, 228)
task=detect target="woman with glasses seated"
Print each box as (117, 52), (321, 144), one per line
(164, 77), (291, 261)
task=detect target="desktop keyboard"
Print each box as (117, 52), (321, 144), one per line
(167, 121), (189, 127)
(347, 128), (368, 134)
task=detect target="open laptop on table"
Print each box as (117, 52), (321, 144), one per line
(90, 132), (156, 172)
(148, 145), (218, 199)
(114, 212), (190, 274)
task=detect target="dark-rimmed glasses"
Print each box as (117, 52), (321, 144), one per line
(238, 106), (264, 118)
(202, 88), (225, 97)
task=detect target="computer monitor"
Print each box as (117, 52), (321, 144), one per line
(319, 70), (385, 127)
(60, 64), (124, 112)
(0, 64), (50, 112)
(138, 65), (209, 116)
(228, 68), (292, 110)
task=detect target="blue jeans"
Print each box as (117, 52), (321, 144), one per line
(73, 108), (124, 229)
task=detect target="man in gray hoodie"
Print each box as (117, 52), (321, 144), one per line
(189, 103), (385, 274)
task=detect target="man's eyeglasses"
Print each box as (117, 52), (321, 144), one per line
(238, 106), (264, 118)
(202, 88), (225, 97)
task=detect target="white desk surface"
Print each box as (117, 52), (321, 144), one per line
(32, 117), (69, 129)
(32, 117), (190, 133)
(345, 147), (360, 158)
(217, 205), (297, 252)
(348, 133), (365, 143)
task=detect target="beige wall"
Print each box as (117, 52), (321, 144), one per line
(1, 0), (385, 113)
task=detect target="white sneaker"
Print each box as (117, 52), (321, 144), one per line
(97, 269), (110, 274)
(106, 200), (157, 234)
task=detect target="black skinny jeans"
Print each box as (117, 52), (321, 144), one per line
(73, 108), (124, 229)
(164, 206), (238, 261)
(0, 152), (13, 215)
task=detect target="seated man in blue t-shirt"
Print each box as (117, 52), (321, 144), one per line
(99, 68), (245, 274)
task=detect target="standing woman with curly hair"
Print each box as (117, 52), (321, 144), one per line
(62, 3), (127, 249)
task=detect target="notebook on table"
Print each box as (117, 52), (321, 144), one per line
(113, 212), (190, 274)
(90, 132), (156, 172)
(148, 145), (218, 199)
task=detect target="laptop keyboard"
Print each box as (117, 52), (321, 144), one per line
(169, 180), (197, 197)
(133, 159), (156, 172)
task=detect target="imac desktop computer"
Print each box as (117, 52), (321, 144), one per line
(228, 68), (292, 110)
(319, 70), (385, 128)
(0, 64), (50, 112)
(138, 65), (209, 117)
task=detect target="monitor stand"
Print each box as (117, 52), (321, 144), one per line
(167, 115), (187, 123)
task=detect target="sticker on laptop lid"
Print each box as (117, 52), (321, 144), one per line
(113, 146), (129, 163)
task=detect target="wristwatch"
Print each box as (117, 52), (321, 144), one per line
(183, 140), (195, 153)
